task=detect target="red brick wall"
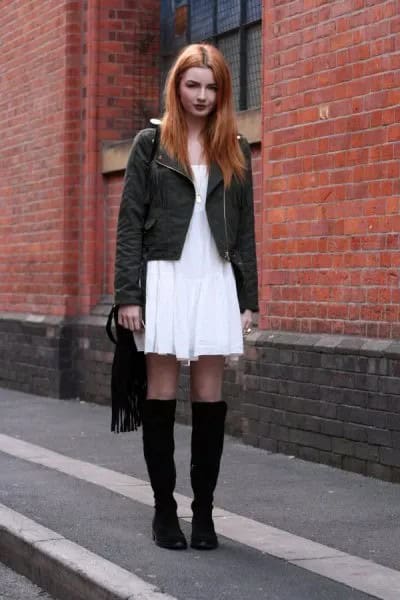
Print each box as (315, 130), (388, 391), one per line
(98, 2), (161, 141)
(0, 0), (160, 317)
(0, 0), (81, 316)
(251, 146), (263, 308)
(262, 0), (400, 338)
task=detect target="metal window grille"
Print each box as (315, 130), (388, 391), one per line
(160, 0), (262, 111)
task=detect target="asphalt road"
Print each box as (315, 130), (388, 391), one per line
(0, 562), (54, 599)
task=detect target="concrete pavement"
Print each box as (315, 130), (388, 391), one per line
(1, 388), (400, 599)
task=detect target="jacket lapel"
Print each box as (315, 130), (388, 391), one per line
(207, 162), (224, 197)
(155, 148), (191, 181)
(156, 148), (224, 196)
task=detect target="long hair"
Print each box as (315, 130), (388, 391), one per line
(161, 44), (246, 187)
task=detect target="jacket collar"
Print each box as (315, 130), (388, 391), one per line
(155, 148), (190, 180)
(207, 162), (224, 196)
(155, 147), (224, 195)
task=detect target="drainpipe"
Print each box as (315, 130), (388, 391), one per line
(81, 0), (102, 314)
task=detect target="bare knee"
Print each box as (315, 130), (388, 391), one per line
(190, 356), (224, 403)
(146, 354), (180, 400)
(191, 383), (221, 403)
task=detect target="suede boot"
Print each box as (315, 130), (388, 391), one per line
(142, 399), (187, 550)
(190, 401), (227, 550)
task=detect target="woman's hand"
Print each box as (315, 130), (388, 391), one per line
(241, 309), (253, 336)
(118, 304), (144, 332)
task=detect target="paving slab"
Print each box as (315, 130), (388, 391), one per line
(0, 452), (376, 600)
(1, 389), (399, 571)
(1, 433), (399, 599)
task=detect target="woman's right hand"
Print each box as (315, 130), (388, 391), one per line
(118, 304), (144, 332)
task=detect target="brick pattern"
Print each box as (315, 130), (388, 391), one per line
(97, 1), (161, 141)
(242, 331), (400, 483)
(251, 145), (263, 303)
(2, 313), (400, 483)
(0, 315), (78, 399)
(0, 1), (80, 316)
(74, 320), (114, 407)
(261, 0), (400, 337)
(0, 1), (160, 318)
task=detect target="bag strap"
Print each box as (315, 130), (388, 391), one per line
(149, 123), (160, 164)
(106, 305), (118, 345)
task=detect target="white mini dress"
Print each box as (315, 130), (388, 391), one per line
(136, 165), (243, 362)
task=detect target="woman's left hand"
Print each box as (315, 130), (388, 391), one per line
(241, 309), (253, 336)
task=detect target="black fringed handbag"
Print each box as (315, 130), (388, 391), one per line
(106, 122), (160, 433)
(106, 305), (147, 432)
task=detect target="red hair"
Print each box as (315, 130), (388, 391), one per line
(161, 44), (246, 187)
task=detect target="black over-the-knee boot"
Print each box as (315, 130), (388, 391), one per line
(142, 399), (187, 550)
(190, 401), (227, 550)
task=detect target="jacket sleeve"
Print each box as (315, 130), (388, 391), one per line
(114, 129), (153, 306)
(236, 137), (259, 313)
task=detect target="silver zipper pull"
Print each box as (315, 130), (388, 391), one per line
(224, 250), (230, 261)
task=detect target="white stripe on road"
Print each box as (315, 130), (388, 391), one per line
(0, 433), (399, 600)
(0, 503), (178, 600)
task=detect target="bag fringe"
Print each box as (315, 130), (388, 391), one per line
(107, 305), (147, 433)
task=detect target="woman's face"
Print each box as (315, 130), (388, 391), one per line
(178, 67), (217, 120)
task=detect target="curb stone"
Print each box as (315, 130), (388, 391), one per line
(0, 503), (177, 600)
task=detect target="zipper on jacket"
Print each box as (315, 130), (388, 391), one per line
(223, 189), (230, 261)
(156, 160), (193, 186)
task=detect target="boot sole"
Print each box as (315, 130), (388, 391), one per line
(190, 538), (218, 550)
(152, 532), (187, 550)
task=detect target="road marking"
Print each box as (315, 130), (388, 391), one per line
(0, 433), (399, 599)
(0, 503), (178, 600)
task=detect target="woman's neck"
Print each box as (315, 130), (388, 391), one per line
(185, 115), (207, 165)
(185, 114), (206, 138)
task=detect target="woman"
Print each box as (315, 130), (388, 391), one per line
(114, 43), (258, 551)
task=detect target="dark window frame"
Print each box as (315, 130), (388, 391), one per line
(160, 0), (262, 112)
(187, 0), (261, 111)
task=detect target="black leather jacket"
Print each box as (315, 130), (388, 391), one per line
(114, 127), (259, 313)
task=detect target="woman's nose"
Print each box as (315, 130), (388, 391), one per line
(197, 87), (206, 100)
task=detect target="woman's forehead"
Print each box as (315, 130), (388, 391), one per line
(181, 66), (216, 84)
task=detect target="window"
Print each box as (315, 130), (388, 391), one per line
(160, 0), (262, 111)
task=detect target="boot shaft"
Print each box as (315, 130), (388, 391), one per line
(142, 399), (177, 510)
(190, 401), (227, 511)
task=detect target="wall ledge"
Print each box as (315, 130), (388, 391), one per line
(101, 108), (261, 175)
(246, 329), (400, 358)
